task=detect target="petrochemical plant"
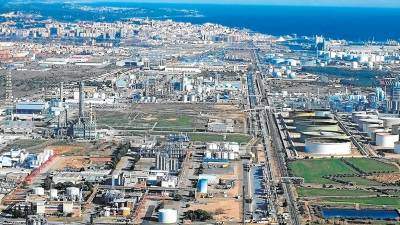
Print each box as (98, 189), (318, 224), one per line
(0, 6), (400, 225)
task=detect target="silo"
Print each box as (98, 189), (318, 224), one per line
(104, 207), (111, 217)
(49, 189), (58, 199)
(158, 209), (178, 224)
(197, 179), (208, 194)
(33, 187), (45, 196)
(222, 152), (229, 159)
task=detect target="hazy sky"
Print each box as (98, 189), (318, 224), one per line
(97, 0), (400, 7)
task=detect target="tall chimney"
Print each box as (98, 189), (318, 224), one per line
(60, 82), (64, 101)
(79, 81), (85, 118)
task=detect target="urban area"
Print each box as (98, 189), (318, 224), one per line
(0, 4), (400, 225)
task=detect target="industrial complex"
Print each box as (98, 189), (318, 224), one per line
(0, 3), (400, 225)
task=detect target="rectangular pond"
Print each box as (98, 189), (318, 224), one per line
(322, 208), (400, 220)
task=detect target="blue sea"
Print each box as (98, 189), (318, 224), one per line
(1, 1), (400, 41)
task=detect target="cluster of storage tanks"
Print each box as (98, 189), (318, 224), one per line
(268, 65), (297, 79)
(32, 186), (80, 201)
(204, 142), (239, 160)
(290, 110), (352, 155)
(29, 149), (54, 168)
(352, 112), (400, 152)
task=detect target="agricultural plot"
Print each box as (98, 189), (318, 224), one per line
(289, 159), (357, 184)
(297, 187), (376, 198)
(344, 158), (398, 173)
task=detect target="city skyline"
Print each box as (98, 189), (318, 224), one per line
(66, 0), (400, 8)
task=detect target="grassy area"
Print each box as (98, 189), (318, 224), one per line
(345, 158), (398, 173)
(336, 176), (382, 186)
(156, 115), (193, 128)
(188, 133), (251, 144)
(297, 187), (376, 197)
(97, 111), (132, 126)
(289, 159), (357, 184)
(321, 197), (400, 209)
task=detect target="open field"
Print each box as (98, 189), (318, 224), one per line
(289, 159), (357, 184)
(336, 176), (382, 186)
(345, 158), (399, 173)
(188, 199), (241, 222)
(321, 197), (400, 209)
(96, 104), (245, 133)
(297, 187), (376, 198)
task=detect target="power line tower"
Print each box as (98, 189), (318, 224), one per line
(5, 70), (13, 114)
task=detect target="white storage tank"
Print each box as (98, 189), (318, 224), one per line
(49, 189), (58, 199)
(158, 209), (178, 224)
(66, 187), (80, 199)
(359, 119), (383, 132)
(380, 117), (400, 130)
(305, 138), (351, 155)
(104, 207), (111, 217)
(222, 152), (229, 159)
(228, 152), (235, 160)
(315, 109), (331, 118)
(33, 187), (45, 196)
(376, 133), (399, 148)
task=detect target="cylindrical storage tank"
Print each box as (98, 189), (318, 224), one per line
(104, 207), (111, 217)
(300, 131), (348, 143)
(33, 187), (45, 196)
(228, 152), (235, 160)
(369, 128), (386, 141)
(305, 138), (351, 155)
(394, 142), (400, 154)
(315, 109), (331, 118)
(66, 187), (80, 199)
(120, 207), (130, 217)
(289, 111), (315, 118)
(376, 133), (399, 148)
(352, 112), (366, 122)
(392, 124), (400, 135)
(204, 150), (212, 159)
(295, 121), (339, 132)
(222, 152), (229, 159)
(49, 189), (58, 199)
(197, 179), (208, 193)
(380, 117), (400, 130)
(158, 209), (178, 224)
(359, 119), (383, 132)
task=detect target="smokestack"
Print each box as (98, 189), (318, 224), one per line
(79, 81), (85, 118)
(60, 82), (64, 101)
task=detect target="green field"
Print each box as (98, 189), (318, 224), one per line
(298, 187), (376, 197)
(321, 197), (400, 209)
(155, 115), (194, 131)
(345, 158), (398, 173)
(336, 176), (382, 186)
(289, 159), (357, 184)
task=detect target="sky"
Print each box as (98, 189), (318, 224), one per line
(82, 0), (400, 8)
